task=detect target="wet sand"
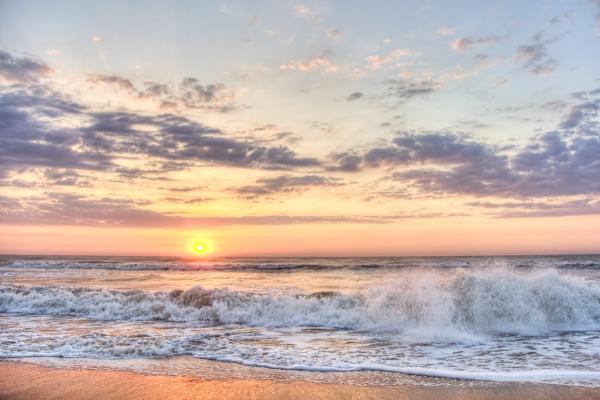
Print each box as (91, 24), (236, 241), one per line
(1, 361), (600, 400)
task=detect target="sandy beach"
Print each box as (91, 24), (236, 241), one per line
(1, 361), (599, 400)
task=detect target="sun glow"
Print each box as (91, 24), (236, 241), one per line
(189, 239), (210, 255)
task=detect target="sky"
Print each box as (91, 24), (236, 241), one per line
(1, 0), (600, 257)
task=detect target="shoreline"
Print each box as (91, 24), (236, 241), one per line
(1, 361), (600, 400)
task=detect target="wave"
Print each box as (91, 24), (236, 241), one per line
(2, 256), (600, 272)
(1, 267), (600, 341)
(0, 260), (375, 271)
(191, 355), (600, 383)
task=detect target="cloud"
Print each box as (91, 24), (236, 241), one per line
(81, 111), (320, 169)
(327, 28), (342, 39)
(592, 0), (600, 35)
(383, 79), (440, 105)
(515, 34), (559, 75)
(470, 199), (600, 218)
(91, 35), (103, 43)
(0, 192), (392, 227)
(333, 89), (600, 201)
(87, 74), (136, 91)
(0, 51), (54, 83)
(44, 169), (90, 186)
(327, 152), (363, 172)
(280, 55), (339, 74)
(346, 92), (364, 101)
(163, 196), (212, 204)
(366, 48), (418, 71)
(392, 99), (600, 196)
(293, 4), (317, 19)
(560, 97), (600, 129)
(178, 78), (239, 112)
(364, 132), (497, 168)
(0, 87), (111, 174)
(450, 36), (498, 52)
(234, 174), (343, 197)
(0, 87), (321, 182)
(86, 74), (241, 112)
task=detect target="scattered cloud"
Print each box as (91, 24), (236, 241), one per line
(233, 174), (343, 197)
(450, 36), (498, 52)
(366, 48), (418, 71)
(346, 92), (364, 101)
(383, 79), (441, 105)
(87, 74), (136, 91)
(44, 169), (90, 186)
(86, 73), (241, 112)
(280, 54), (339, 74)
(515, 33), (559, 75)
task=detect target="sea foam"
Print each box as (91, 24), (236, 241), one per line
(1, 267), (599, 342)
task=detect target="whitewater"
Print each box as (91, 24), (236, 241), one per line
(1, 255), (600, 386)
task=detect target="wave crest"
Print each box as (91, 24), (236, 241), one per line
(1, 267), (599, 342)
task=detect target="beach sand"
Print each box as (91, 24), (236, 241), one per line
(1, 361), (600, 400)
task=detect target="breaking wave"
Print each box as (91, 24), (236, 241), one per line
(1, 267), (600, 342)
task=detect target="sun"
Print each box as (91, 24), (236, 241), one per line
(189, 239), (209, 255)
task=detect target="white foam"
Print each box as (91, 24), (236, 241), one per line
(2, 267), (599, 342)
(191, 354), (600, 383)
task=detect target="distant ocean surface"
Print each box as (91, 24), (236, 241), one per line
(2, 255), (600, 386)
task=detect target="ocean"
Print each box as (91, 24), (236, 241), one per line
(1, 255), (600, 387)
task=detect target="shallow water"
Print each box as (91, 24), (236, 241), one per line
(1, 255), (600, 386)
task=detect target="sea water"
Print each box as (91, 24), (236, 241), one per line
(1, 255), (600, 386)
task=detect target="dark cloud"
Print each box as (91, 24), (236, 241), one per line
(390, 130), (600, 197)
(81, 111), (320, 169)
(162, 196), (212, 204)
(364, 132), (497, 168)
(559, 98), (600, 130)
(87, 74), (135, 91)
(0, 88), (112, 173)
(469, 199), (600, 218)
(0, 87), (320, 183)
(139, 81), (171, 98)
(0, 51), (53, 83)
(339, 89), (600, 199)
(234, 174), (343, 197)
(44, 169), (90, 186)
(347, 92), (364, 101)
(327, 152), (363, 172)
(164, 77), (241, 112)
(384, 79), (439, 104)
(162, 185), (208, 193)
(515, 34), (559, 75)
